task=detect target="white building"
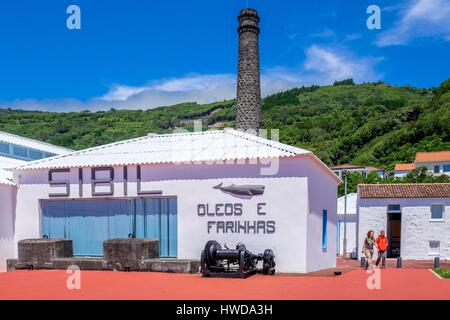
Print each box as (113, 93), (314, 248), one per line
(415, 151), (450, 176)
(394, 163), (415, 178)
(337, 193), (357, 258)
(9, 129), (341, 273)
(357, 183), (450, 260)
(331, 164), (387, 179)
(0, 131), (71, 271)
(394, 151), (450, 178)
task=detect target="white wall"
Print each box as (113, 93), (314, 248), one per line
(13, 155), (339, 273)
(0, 184), (16, 272)
(337, 193), (357, 256)
(358, 197), (450, 260)
(416, 162), (450, 176)
(394, 170), (411, 178)
(337, 220), (357, 256)
(306, 157), (338, 272)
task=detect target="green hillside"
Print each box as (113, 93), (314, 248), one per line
(1, 78), (449, 173)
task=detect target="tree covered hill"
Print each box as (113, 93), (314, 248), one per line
(0, 78), (449, 173)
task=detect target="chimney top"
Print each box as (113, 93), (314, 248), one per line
(239, 8), (259, 17)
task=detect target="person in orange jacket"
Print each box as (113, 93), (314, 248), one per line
(375, 230), (389, 268)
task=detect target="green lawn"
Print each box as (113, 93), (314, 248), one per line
(433, 269), (450, 279)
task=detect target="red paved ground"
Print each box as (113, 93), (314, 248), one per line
(0, 268), (448, 300)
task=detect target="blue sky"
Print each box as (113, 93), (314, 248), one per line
(0, 0), (449, 111)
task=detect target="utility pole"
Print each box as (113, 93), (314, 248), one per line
(343, 170), (348, 257)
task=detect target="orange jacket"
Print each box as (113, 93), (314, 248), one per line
(376, 235), (388, 251)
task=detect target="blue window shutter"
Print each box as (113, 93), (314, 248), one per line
(322, 210), (328, 250)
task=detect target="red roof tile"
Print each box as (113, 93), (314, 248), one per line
(394, 163), (416, 171)
(415, 151), (450, 163)
(358, 183), (450, 199)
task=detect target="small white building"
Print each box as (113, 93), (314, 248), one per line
(357, 183), (450, 260)
(336, 193), (357, 257)
(415, 151), (450, 176)
(0, 131), (71, 271)
(10, 129), (341, 273)
(394, 163), (415, 178)
(331, 164), (387, 179)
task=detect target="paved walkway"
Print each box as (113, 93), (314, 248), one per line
(0, 268), (448, 300)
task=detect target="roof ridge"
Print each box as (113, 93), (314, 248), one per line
(223, 129), (309, 155)
(13, 129), (319, 172)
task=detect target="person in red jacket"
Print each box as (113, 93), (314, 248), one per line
(375, 230), (389, 268)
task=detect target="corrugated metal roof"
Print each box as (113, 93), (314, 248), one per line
(0, 155), (25, 185)
(0, 131), (72, 155)
(0, 168), (15, 186)
(0, 155), (27, 169)
(14, 129), (312, 171)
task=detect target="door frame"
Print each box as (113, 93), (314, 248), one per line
(386, 204), (402, 258)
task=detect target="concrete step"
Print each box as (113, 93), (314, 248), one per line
(144, 259), (200, 274)
(53, 257), (106, 270)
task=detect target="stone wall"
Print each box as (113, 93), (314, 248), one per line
(236, 8), (261, 132)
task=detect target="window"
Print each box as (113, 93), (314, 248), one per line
(387, 204), (401, 213)
(429, 241), (440, 256)
(0, 142), (9, 154)
(444, 165), (450, 173)
(43, 152), (56, 158)
(29, 149), (43, 160)
(434, 165), (440, 174)
(431, 204), (444, 221)
(13, 145), (27, 158)
(322, 210), (328, 251)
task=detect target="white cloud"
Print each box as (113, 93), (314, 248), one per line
(302, 45), (382, 84)
(96, 74), (237, 109)
(102, 85), (147, 101)
(309, 27), (337, 40)
(0, 45), (382, 111)
(376, 0), (450, 46)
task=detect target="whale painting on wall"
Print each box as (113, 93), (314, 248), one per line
(213, 183), (265, 196)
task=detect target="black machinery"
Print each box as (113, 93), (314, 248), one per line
(200, 240), (275, 278)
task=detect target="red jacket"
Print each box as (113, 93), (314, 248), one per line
(376, 235), (388, 252)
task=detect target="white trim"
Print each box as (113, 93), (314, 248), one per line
(429, 269), (444, 280)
